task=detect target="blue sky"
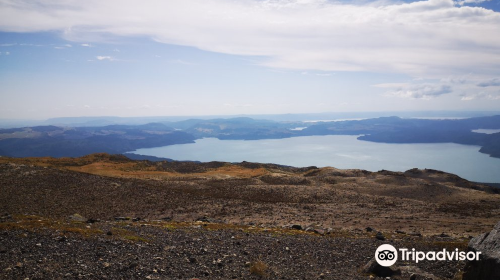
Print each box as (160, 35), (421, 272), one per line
(1, 0), (500, 119)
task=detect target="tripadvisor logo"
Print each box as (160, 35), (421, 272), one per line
(375, 244), (481, 267)
(375, 244), (398, 267)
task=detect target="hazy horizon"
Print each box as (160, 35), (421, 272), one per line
(2, 110), (500, 129)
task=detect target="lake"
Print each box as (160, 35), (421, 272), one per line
(130, 135), (500, 183)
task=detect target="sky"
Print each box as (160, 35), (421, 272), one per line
(0, 0), (500, 120)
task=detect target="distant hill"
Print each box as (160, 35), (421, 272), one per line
(183, 117), (301, 140)
(300, 115), (500, 158)
(0, 115), (499, 159)
(0, 123), (194, 158)
(122, 153), (190, 162)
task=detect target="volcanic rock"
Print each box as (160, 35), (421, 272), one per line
(463, 221), (500, 280)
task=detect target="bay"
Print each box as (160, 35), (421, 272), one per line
(130, 135), (500, 183)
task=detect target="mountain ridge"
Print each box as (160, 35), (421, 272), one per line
(0, 115), (499, 159)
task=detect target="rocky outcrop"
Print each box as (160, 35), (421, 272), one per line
(463, 221), (500, 280)
(399, 266), (439, 280)
(362, 258), (400, 277)
(68, 213), (86, 222)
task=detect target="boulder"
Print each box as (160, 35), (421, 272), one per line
(408, 231), (422, 237)
(313, 228), (325, 235)
(438, 232), (450, 238)
(291, 224), (302, 230)
(362, 258), (400, 278)
(399, 266), (439, 280)
(86, 218), (99, 224)
(68, 214), (86, 222)
(375, 232), (385, 241)
(196, 216), (212, 223)
(463, 221), (500, 280)
(305, 227), (315, 233)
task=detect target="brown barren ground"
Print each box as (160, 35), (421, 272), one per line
(1, 153), (498, 236)
(1, 153), (499, 279)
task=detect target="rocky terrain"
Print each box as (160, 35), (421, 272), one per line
(463, 220), (500, 280)
(1, 154), (499, 279)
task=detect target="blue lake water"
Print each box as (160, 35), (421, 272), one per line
(130, 135), (500, 183)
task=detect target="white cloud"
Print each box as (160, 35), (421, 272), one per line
(0, 0), (499, 78)
(19, 43), (43, 47)
(461, 92), (500, 101)
(54, 44), (72, 49)
(96, 56), (114, 61)
(477, 78), (500, 87)
(456, 0), (489, 5)
(81, 43), (92, 47)
(381, 75), (500, 101)
(385, 83), (453, 99)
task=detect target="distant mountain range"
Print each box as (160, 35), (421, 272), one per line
(2, 111), (500, 128)
(0, 115), (499, 159)
(0, 123), (194, 158)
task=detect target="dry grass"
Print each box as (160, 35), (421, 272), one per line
(453, 271), (464, 280)
(0, 215), (103, 237)
(0, 215), (152, 242)
(249, 260), (268, 277)
(68, 163), (269, 180)
(2, 154), (500, 237)
(0, 155), (269, 180)
(431, 240), (468, 251)
(148, 221), (331, 237)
